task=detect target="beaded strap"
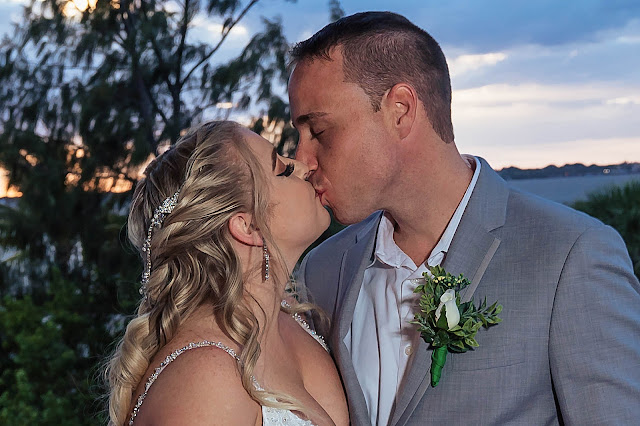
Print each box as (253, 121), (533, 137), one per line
(128, 340), (241, 425)
(281, 300), (329, 352)
(129, 304), (328, 425)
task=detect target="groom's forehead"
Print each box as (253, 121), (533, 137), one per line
(292, 50), (344, 80)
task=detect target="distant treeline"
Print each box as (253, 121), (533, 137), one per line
(499, 162), (640, 180)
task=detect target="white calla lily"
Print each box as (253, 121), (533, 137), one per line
(435, 289), (460, 330)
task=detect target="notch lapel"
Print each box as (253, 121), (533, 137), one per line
(444, 219), (502, 303)
(390, 158), (509, 426)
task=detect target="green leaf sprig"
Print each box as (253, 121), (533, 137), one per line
(412, 265), (502, 386)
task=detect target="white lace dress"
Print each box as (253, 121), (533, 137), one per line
(128, 304), (329, 426)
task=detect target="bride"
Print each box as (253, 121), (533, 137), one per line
(105, 121), (349, 425)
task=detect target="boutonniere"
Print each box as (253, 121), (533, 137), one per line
(412, 265), (502, 387)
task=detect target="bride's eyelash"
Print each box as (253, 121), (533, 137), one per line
(277, 163), (295, 177)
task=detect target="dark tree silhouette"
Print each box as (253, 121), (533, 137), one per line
(0, 0), (347, 422)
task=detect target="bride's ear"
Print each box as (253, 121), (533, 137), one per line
(228, 212), (263, 247)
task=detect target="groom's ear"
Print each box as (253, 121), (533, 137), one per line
(384, 83), (417, 139)
(228, 212), (263, 247)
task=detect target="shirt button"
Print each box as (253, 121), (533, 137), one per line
(405, 345), (413, 356)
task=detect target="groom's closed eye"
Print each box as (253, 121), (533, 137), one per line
(310, 129), (324, 139)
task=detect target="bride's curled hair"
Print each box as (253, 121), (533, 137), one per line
(105, 121), (305, 425)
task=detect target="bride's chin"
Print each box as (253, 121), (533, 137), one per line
(316, 218), (331, 239)
(320, 209), (331, 229)
(297, 230), (325, 255)
(281, 219), (330, 259)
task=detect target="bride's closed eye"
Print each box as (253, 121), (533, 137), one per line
(277, 162), (295, 177)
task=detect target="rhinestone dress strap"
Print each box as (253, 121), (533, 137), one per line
(128, 340), (240, 426)
(281, 300), (329, 352)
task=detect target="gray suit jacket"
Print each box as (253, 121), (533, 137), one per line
(297, 158), (640, 426)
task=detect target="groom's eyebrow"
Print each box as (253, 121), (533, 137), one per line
(292, 112), (328, 128)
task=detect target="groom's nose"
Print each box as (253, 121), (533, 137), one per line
(294, 138), (318, 176)
(290, 158), (311, 181)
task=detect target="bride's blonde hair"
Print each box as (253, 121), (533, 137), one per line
(105, 121), (309, 425)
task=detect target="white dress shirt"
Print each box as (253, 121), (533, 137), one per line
(344, 156), (480, 425)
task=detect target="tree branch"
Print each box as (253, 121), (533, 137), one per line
(120, 0), (159, 152)
(144, 84), (171, 128)
(175, 0), (190, 89)
(181, 0), (259, 86)
(139, 0), (176, 94)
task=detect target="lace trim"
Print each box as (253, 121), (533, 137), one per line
(263, 405), (314, 425)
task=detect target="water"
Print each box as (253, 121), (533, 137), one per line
(505, 174), (640, 205)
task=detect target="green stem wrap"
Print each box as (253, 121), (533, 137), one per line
(430, 346), (448, 387)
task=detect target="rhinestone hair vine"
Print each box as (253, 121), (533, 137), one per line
(139, 189), (181, 300)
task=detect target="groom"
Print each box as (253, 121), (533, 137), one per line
(290, 12), (640, 426)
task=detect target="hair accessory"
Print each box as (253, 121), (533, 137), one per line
(140, 189), (181, 299)
(263, 241), (270, 281)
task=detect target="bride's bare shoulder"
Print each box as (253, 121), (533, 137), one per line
(279, 309), (349, 426)
(132, 344), (261, 425)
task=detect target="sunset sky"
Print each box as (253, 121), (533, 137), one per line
(1, 0), (638, 170)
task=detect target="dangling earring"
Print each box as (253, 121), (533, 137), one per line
(263, 241), (270, 281)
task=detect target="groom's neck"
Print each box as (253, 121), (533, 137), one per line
(385, 148), (474, 266)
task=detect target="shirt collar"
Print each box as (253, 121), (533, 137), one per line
(368, 155), (481, 270)
(373, 214), (414, 269)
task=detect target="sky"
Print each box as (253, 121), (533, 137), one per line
(1, 0), (639, 169)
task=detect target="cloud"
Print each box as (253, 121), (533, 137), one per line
(448, 27), (640, 89)
(0, 0), (24, 36)
(616, 35), (640, 44)
(191, 17), (249, 39)
(412, 1), (640, 51)
(448, 52), (507, 77)
(477, 137), (640, 169)
(452, 83), (640, 135)
(450, 82), (640, 167)
(187, 17), (251, 62)
(453, 83), (636, 106)
(606, 96), (640, 105)
(297, 30), (314, 42)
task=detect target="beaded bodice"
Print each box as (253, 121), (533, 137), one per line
(128, 306), (327, 425)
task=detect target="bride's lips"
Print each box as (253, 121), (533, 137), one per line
(309, 179), (327, 205)
(315, 189), (326, 205)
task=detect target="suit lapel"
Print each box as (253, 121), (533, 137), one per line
(389, 225), (501, 426)
(443, 218), (502, 303)
(446, 157), (509, 302)
(390, 158), (509, 426)
(389, 336), (431, 426)
(330, 212), (382, 426)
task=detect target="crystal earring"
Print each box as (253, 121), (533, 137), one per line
(263, 241), (270, 281)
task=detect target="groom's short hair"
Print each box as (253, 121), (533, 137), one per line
(290, 11), (454, 144)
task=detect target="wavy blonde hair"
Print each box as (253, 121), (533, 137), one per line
(105, 121), (312, 425)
